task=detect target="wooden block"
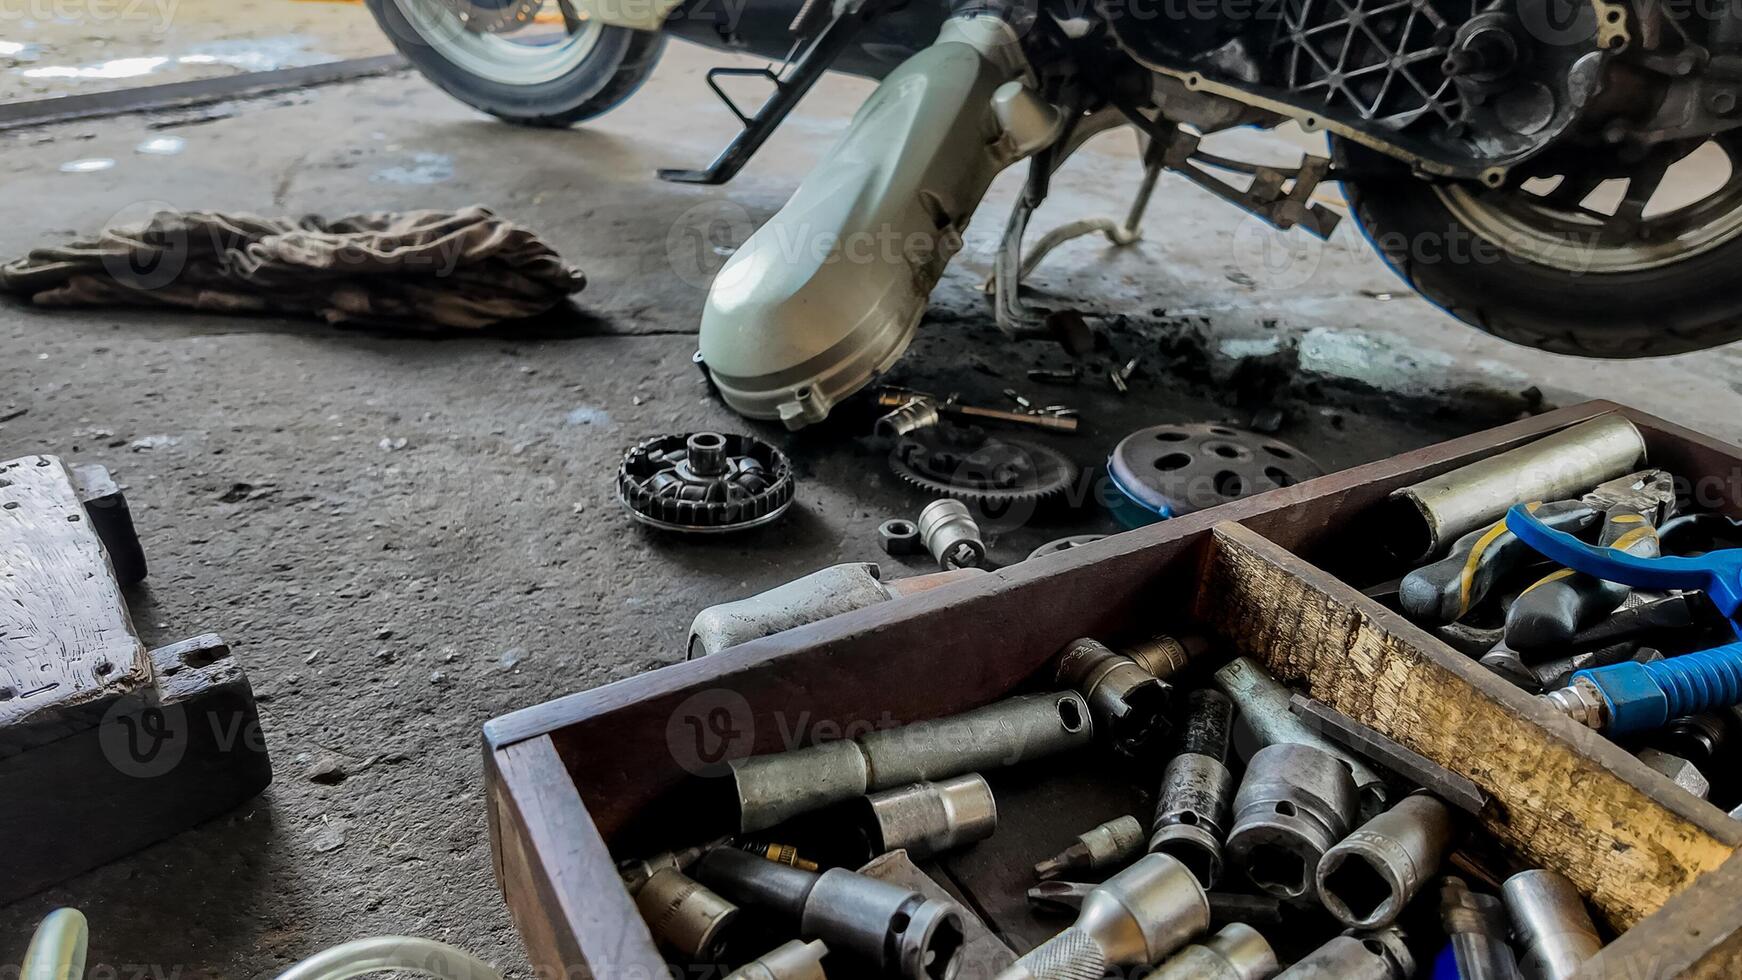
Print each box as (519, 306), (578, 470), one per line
(0, 455), (150, 755)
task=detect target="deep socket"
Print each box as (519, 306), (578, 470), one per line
(1149, 689), (1235, 887)
(1316, 793), (1454, 929)
(1226, 743), (1359, 905)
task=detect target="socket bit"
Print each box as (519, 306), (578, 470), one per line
(1214, 658), (1389, 812)
(1226, 743), (1359, 906)
(1503, 870), (1603, 980)
(1316, 793), (1454, 930)
(725, 940), (829, 980)
(1034, 815), (1146, 880)
(864, 774), (998, 859)
(730, 692), (1094, 832)
(1124, 634), (1211, 681)
(1057, 638), (1173, 757)
(997, 853), (1210, 980)
(1150, 689), (1235, 887)
(1275, 928), (1413, 980)
(741, 841), (820, 872)
(619, 842), (716, 895)
(634, 868), (740, 960)
(697, 847), (964, 980)
(1138, 923), (1277, 980)
(1442, 877), (1524, 980)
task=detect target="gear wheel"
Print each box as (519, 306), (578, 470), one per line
(617, 432), (794, 533)
(439, 0), (542, 34)
(890, 428), (1078, 505)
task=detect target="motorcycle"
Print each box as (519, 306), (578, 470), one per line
(367, 0), (1742, 427)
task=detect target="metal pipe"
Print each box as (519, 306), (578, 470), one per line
(1225, 743), (1359, 906)
(863, 774), (998, 859)
(1316, 793), (1454, 929)
(1502, 870), (1603, 980)
(1274, 928), (1413, 980)
(1214, 658), (1390, 811)
(1056, 638), (1172, 757)
(730, 692), (1094, 832)
(634, 868), (740, 960)
(1442, 877), (1524, 980)
(724, 940), (830, 980)
(996, 854), (1210, 980)
(1150, 690), (1235, 887)
(1034, 815), (1146, 880)
(697, 848), (965, 980)
(1383, 414), (1647, 561)
(1138, 923), (1276, 980)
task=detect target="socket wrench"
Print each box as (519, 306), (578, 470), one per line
(1503, 870), (1603, 980)
(725, 940), (830, 980)
(1275, 928), (1413, 980)
(996, 853), (1209, 980)
(1138, 923), (1277, 980)
(1226, 743), (1359, 906)
(1150, 689), (1236, 887)
(863, 774), (998, 859)
(1056, 638), (1173, 757)
(1316, 793), (1454, 930)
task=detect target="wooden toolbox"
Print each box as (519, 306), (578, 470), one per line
(484, 400), (1742, 979)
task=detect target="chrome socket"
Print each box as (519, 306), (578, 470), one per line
(634, 867), (740, 960)
(1057, 638), (1173, 756)
(1123, 634), (1211, 681)
(730, 691), (1093, 832)
(724, 940), (830, 980)
(1226, 743), (1359, 906)
(697, 847), (965, 980)
(1317, 793), (1455, 930)
(1139, 923), (1277, 980)
(918, 499), (986, 570)
(1213, 657), (1389, 812)
(864, 774), (999, 860)
(1275, 928), (1414, 980)
(1034, 814), (1146, 880)
(1442, 877), (1524, 980)
(877, 397), (942, 439)
(1149, 690), (1236, 888)
(1503, 869), (1603, 980)
(997, 853), (1211, 980)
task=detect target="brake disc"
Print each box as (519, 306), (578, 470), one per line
(890, 428), (1079, 506)
(439, 0), (542, 34)
(1107, 423), (1323, 525)
(617, 432), (795, 533)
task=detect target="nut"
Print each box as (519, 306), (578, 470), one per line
(879, 518), (923, 556)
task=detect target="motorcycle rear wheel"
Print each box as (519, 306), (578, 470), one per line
(1336, 137), (1742, 357)
(367, 0), (664, 126)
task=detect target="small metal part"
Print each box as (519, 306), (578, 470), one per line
(1027, 534), (1107, 561)
(1215, 658), (1390, 811)
(1139, 923), (1278, 980)
(1027, 367), (1081, 385)
(879, 518), (923, 556)
(1288, 695), (1488, 814)
(723, 940), (830, 980)
(634, 868), (740, 960)
(1381, 414), (1649, 561)
(1004, 388), (1034, 410)
(1316, 793), (1454, 930)
(730, 692), (1094, 832)
(619, 843), (716, 895)
(876, 397), (942, 439)
(1274, 928), (1413, 980)
(740, 841), (821, 872)
(1226, 743), (1360, 906)
(893, 431), (1080, 506)
(1442, 877), (1525, 980)
(617, 432), (796, 533)
(1107, 423), (1323, 525)
(1109, 357), (1140, 393)
(997, 854), (1211, 980)
(1056, 638), (1173, 756)
(1150, 690), (1235, 887)
(860, 849), (1018, 973)
(918, 499), (987, 570)
(1125, 634), (1211, 681)
(1503, 869), (1603, 980)
(1634, 747), (1711, 799)
(697, 848), (964, 980)
(863, 774), (998, 859)
(1034, 815), (1146, 880)
(875, 390), (1079, 433)
(1538, 676), (1608, 731)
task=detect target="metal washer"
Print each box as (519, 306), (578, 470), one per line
(1107, 423), (1322, 524)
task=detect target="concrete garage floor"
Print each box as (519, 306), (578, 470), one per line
(3, 34), (1742, 978)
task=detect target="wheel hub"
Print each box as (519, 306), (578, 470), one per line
(437, 0), (542, 34)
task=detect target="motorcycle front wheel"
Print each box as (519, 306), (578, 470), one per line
(367, 0), (665, 126)
(1336, 136), (1742, 357)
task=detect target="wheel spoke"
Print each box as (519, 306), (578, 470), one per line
(1537, 172), (1603, 211)
(1602, 153), (1671, 242)
(556, 0), (585, 34)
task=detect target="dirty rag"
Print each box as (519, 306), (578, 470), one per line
(0, 206), (586, 329)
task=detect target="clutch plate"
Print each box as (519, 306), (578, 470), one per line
(617, 432), (794, 533)
(1107, 423), (1322, 525)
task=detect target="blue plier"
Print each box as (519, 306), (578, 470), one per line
(1507, 503), (1742, 735)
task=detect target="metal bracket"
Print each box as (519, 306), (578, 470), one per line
(657, 0), (881, 184)
(1156, 127), (1341, 239)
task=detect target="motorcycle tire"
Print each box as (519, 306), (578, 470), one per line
(366, 0), (665, 127)
(1335, 139), (1742, 358)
